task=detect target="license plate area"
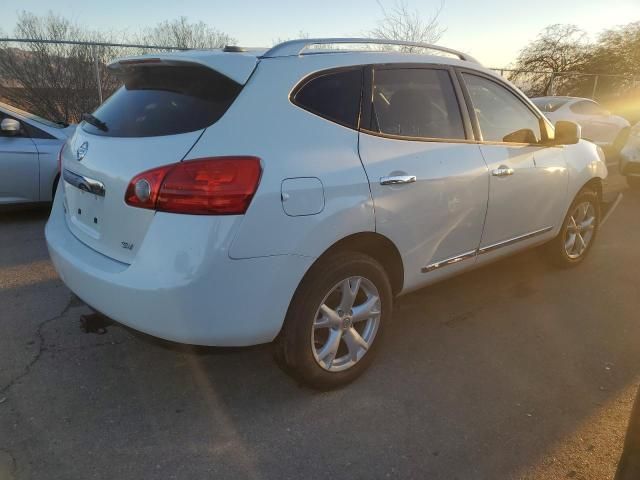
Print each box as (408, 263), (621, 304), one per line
(64, 182), (105, 240)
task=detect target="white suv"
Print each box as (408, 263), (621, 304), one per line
(46, 38), (610, 389)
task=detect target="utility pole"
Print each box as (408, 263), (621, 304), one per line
(591, 75), (599, 99)
(92, 44), (103, 105)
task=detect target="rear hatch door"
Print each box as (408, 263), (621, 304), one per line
(61, 58), (250, 264)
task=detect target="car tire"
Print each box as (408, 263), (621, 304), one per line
(546, 188), (600, 268)
(627, 176), (640, 190)
(274, 251), (392, 390)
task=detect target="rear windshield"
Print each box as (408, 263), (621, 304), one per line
(82, 65), (242, 137)
(531, 98), (568, 113)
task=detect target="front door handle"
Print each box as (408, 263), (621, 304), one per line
(380, 175), (417, 186)
(492, 165), (515, 177)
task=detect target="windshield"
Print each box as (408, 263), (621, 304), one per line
(82, 65), (242, 138)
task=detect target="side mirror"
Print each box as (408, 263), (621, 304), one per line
(0, 118), (21, 136)
(503, 128), (537, 144)
(554, 121), (581, 145)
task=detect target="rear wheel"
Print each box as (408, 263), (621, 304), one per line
(546, 188), (600, 268)
(274, 251), (392, 390)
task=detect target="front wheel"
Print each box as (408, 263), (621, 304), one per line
(274, 251), (392, 390)
(546, 188), (600, 268)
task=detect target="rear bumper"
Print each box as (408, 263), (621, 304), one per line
(45, 193), (314, 346)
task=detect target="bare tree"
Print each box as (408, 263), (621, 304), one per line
(272, 31), (310, 46)
(138, 16), (235, 50)
(0, 13), (236, 122)
(511, 24), (590, 96)
(0, 12), (123, 122)
(369, 0), (445, 52)
(588, 22), (640, 76)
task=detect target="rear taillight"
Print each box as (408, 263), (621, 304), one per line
(125, 156), (262, 215)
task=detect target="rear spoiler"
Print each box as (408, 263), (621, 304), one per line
(107, 52), (259, 85)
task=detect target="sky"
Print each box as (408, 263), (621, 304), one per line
(1, 0), (639, 67)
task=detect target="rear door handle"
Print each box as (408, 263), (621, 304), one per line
(380, 175), (417, 186)
(492, 165), (515, 177)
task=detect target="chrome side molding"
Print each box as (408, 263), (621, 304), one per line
(422, 226), (553, 273)
(63, 169), (106, 197)
(477, 226), (553, 255)
(421, 250), (477, 273)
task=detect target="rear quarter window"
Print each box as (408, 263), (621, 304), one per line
(292, 68), (363, 129)
(82, 65), (242, 138)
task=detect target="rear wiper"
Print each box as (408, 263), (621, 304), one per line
(81, 113), (108, 132)
(56, 120), (70, 127)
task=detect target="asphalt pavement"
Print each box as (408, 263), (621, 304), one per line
(1, 170), (639, 480)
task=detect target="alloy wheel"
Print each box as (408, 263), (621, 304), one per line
(311, 276), (381, 372)
(564, 201), (597, 259)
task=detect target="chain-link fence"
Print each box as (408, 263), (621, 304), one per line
(1, 38), (639, 124)
(0, 38), (183, 123)
(491, 68), (640, 100)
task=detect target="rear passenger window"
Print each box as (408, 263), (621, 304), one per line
(370, 68), (465, 140)
(293, 69), (363, 129)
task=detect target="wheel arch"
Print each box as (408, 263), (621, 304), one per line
(562, 177), (603, 224)
(313, 232), (404, 296)
(582, 176), (603, 202)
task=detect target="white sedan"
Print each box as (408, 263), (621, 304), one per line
(532, 96), (630, 155)
(0, 102), (75, 205)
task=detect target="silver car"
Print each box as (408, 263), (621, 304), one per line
(0, 102), (75, 205)
(531, 96), (630, 156)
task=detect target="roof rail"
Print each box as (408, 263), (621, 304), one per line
(261, 38), (480, 64)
